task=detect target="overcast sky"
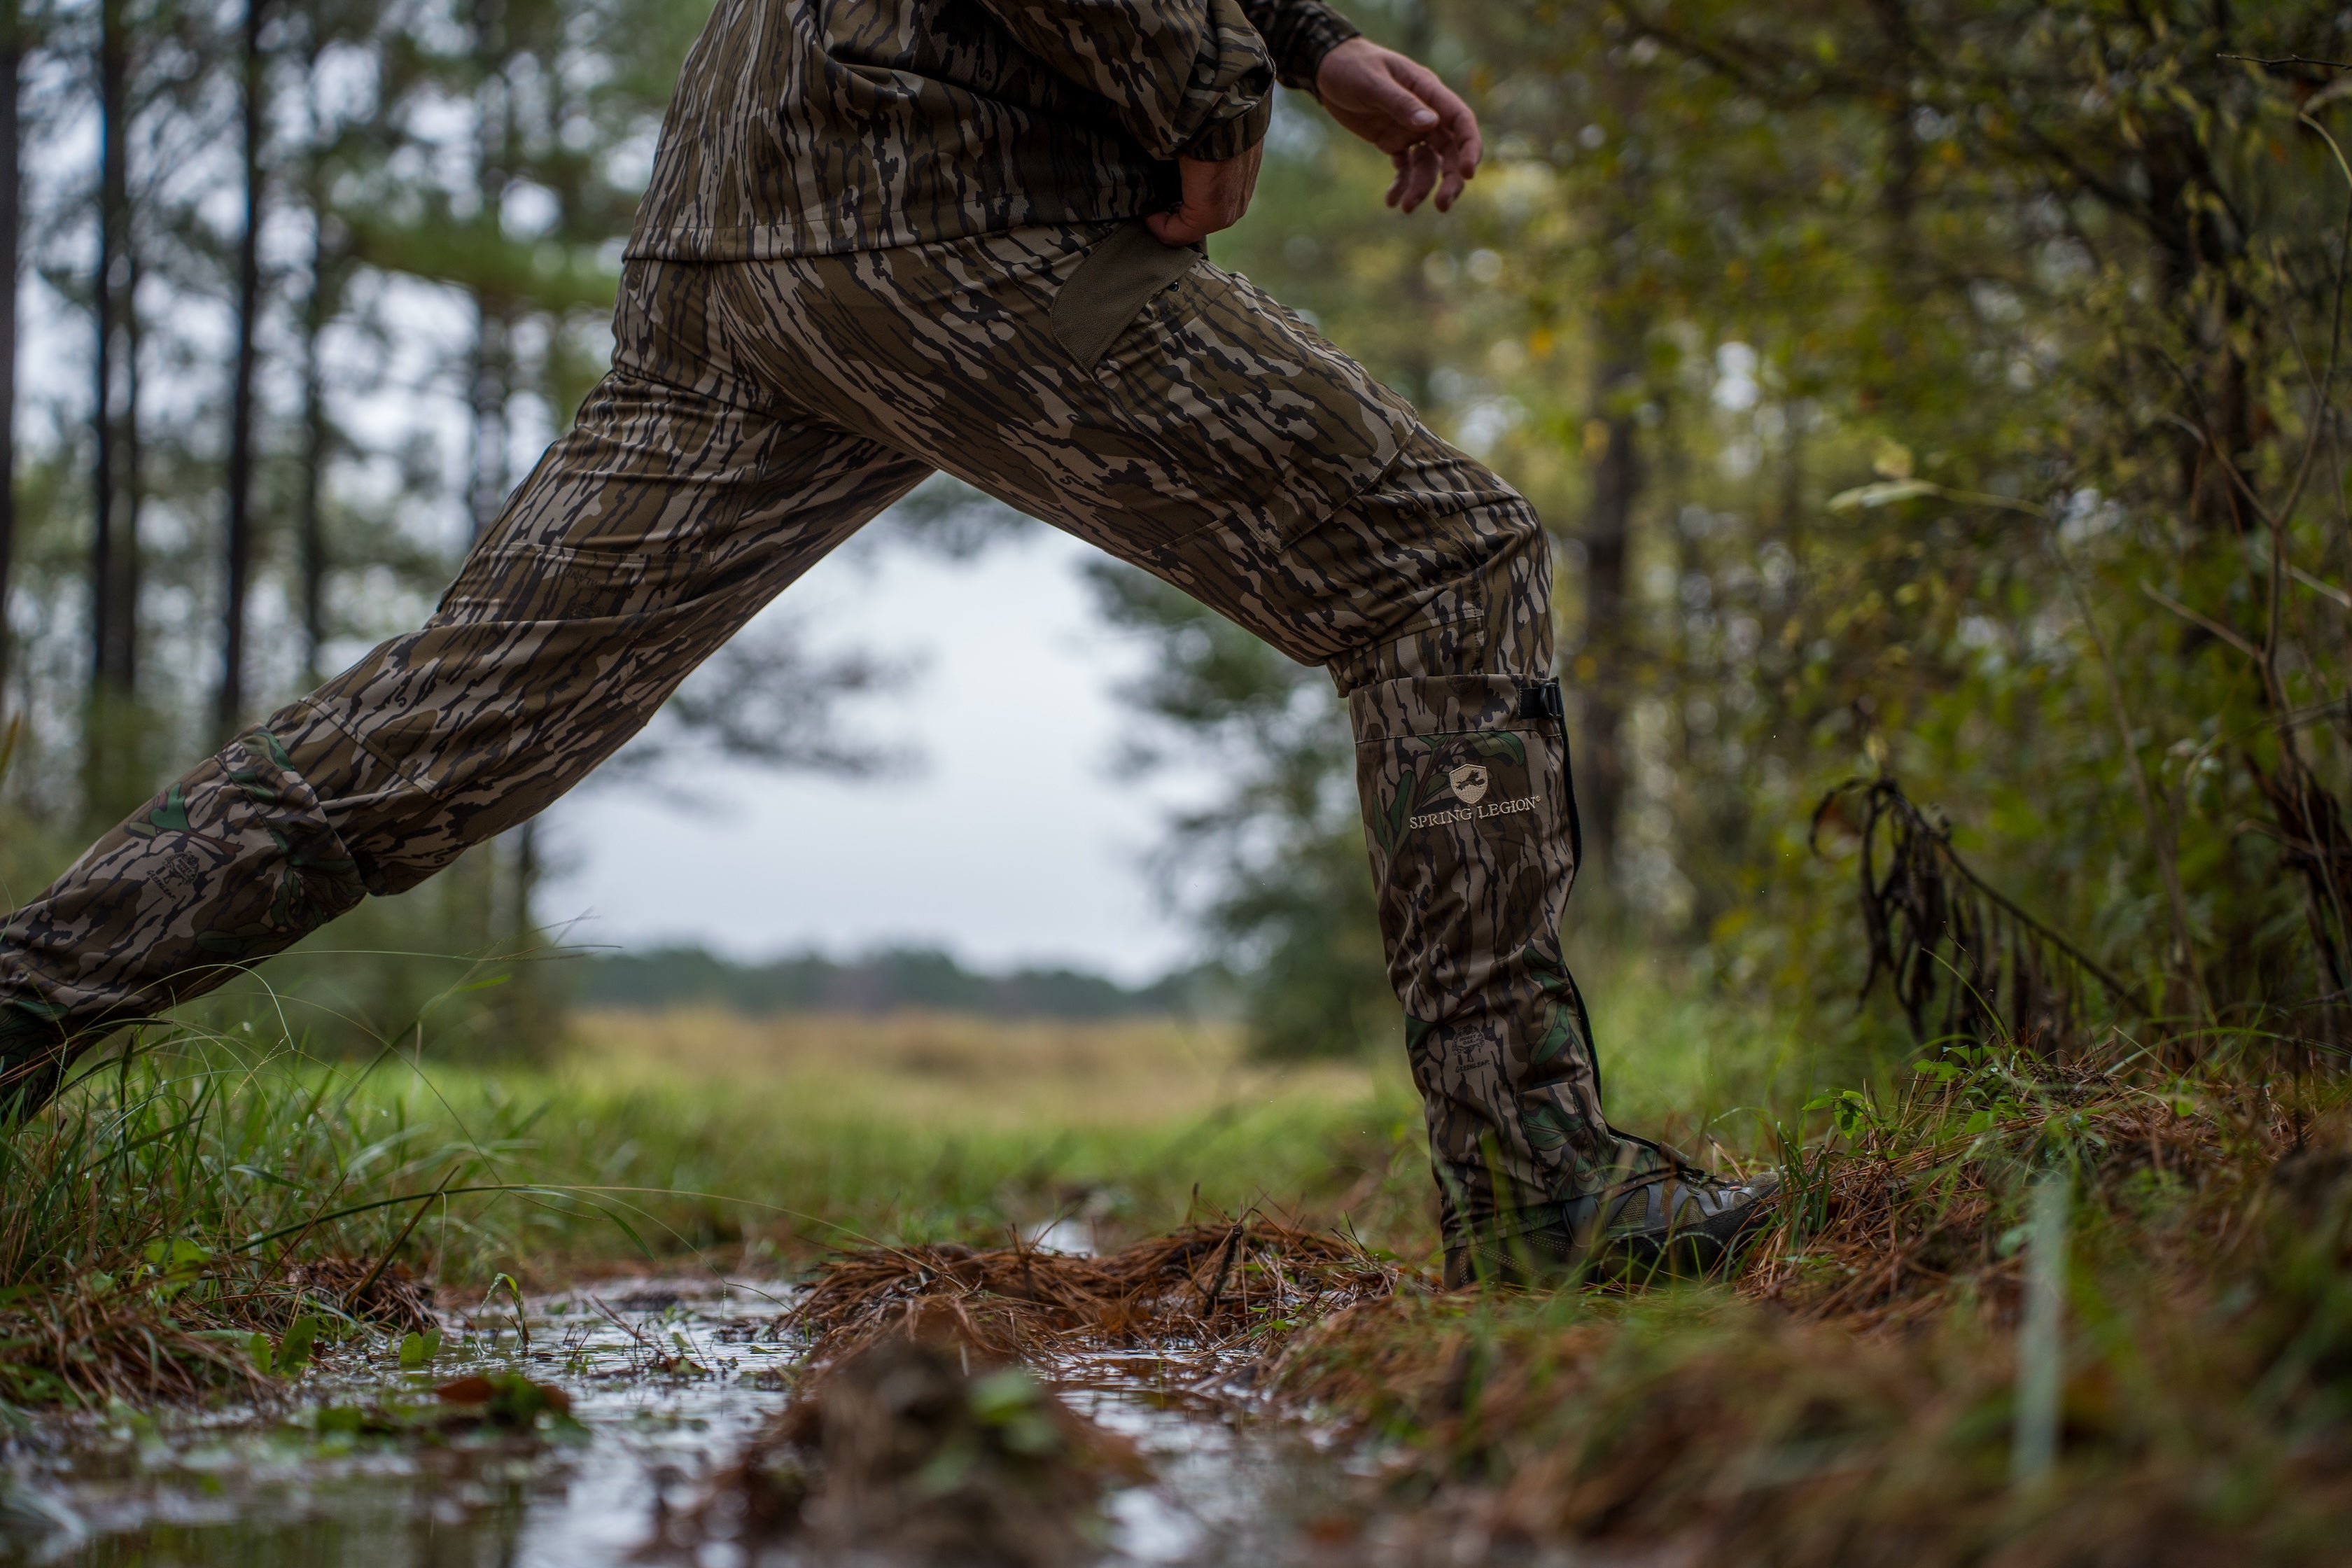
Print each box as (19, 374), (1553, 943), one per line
(535, 521), (1207, 985)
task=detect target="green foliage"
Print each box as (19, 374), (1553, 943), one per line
(267, 1314), (321, 1377)
(395, 1326), (441, 1368)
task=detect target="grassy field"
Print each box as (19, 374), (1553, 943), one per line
(543, 943), (1817, 1264)
(564, 1006), (1382, 1135)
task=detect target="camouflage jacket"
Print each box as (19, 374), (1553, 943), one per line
(626, 0), (1359, 258)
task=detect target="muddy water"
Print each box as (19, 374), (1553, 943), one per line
(0, 1280), (1364, 1567)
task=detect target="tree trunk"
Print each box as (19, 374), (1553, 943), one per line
(296, 27), (328, 685)
(0, 0), (20, 698)
(298, 222), (327, 685)
(471, 0), (543, 1041)
(94, 0), (139, 694)
(468, 0), (510, 540)
(87, 0), (144, 822)
(1578, 308), (1644, 892)
(1571, 60), (1654, 897)
(218, 0), (267, 736)
(468, 307), (508, 538)
(92, 0), (127, 697)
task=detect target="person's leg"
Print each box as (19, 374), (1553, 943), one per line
(0, 262), (930, 1107)
(718, 224), (1772, 1280)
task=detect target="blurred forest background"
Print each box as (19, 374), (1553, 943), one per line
(0, 0), (2346, 1077)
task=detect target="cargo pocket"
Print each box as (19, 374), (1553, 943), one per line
(1051, 223), (1205, 372)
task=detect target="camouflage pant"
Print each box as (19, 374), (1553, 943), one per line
(0, 223), (1620, 1245)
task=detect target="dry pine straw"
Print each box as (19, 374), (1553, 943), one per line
(1740, 1088), (2239, 1331)
(783, 1219), (1409, 1378)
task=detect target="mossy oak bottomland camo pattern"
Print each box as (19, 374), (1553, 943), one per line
(0, 0), (1678, 1261)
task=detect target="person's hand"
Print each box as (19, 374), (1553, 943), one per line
(1146, 142), (1266, 246)
(1314, 36), (1481, 213)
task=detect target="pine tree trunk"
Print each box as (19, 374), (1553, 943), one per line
(296, 29), (328, 686)
(94, 0), (139, 692)
(88, 0), (144, 821)
(298, 223), (327, 685)
(1572, 74), (1653, 897)
(92, 0), (127, 697)
(468, 0), (510, 540)
(471, 0), (543, 1045)
(0, 0), (20, 698)
(1578, 310), (1643, 892)
(218, 0), (267, 736)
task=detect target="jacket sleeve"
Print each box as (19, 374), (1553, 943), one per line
(1240, 0), (1360, 92)
(972, 0), (1277, 160)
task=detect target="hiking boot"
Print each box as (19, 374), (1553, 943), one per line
(1445, 1158), (1783, 1288)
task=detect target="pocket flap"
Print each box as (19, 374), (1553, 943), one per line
(1052, 223), (1204, 370)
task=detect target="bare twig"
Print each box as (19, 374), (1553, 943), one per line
(2219, 53), (2352, 73)
(2141, 581), (2262, 660)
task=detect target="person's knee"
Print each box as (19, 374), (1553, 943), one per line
(1328, 472), (1553, 694)
(258, 699), (462, 897)
(1479, 488), (1552, 647)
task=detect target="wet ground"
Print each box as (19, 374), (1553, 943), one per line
(0, 1276), (1369, 1567)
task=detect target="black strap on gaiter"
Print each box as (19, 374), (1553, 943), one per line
(1518, 678), (1582, 875)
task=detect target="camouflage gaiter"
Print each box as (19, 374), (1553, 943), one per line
(1348, 673), (1618, 1250)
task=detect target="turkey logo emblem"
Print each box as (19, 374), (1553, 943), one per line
(1448, 764), (1490, 806)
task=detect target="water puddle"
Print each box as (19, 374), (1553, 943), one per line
(0, 1279), (1364, 1566)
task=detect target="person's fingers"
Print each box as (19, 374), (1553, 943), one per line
(1146, 208), (1208, 245)
(1382, 58), (1477, 135)
(1232, 140), (1265, 211)
(1319, 39), (1485, 218)
(1434, 111), (1481, 189)
(1393, 146), (1424, 213)
(1399, 143), (1445, 214)
(1394, 57), (1483, 174)
(1433, 127), (1475, 210)
(1149, 151), (1259, 244)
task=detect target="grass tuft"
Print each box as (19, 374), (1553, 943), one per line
(0, 1044), (538, 1408)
